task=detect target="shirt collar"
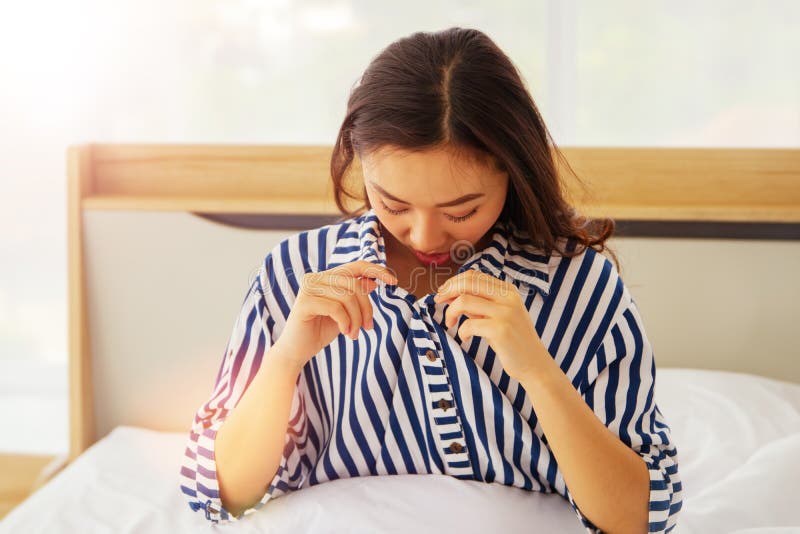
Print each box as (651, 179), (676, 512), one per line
(338, 208), (552, 300)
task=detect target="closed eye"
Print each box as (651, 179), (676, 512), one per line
(379, 201), (408, 216)
(379, 200), (478, 222)
(446, 208), (478, 222)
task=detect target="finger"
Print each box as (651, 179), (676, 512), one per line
(457, 317), (492, 341)
(313, 295), (352, 335)
(311, 283), (363, 339)
(353, 277), (376, 330)
(313, 270), (358, 295)
(315, 270), (384, 296)
(314, 273), (377, 333)
(435, 271), (505, 303)
(312, 271), (365, 299)
(336, 260), (398, 286)
(444, 293), (497, 329)
(316, 272), (379, 337)
(344, 292), (363, 339)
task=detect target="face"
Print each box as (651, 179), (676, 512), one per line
(361, 144), (509, 270)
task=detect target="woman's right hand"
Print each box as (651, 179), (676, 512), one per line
(271, 261), (398, 370)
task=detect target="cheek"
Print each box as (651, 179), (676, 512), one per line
(381, 220), (403, 239)
(365, 189), (378, 208)
(456, 210), (501, 241)
(374, 212), (405, 242)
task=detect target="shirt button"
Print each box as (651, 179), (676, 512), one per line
(426, 350), (437, 362)
(438, 398), (451, 410)
(449, 442), (463, 453)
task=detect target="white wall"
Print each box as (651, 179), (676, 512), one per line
(0, 0), (797, 453)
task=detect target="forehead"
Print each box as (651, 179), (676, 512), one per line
(361, 145), (503, 186)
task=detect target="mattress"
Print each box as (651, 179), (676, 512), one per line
(1, 368), (798, 534)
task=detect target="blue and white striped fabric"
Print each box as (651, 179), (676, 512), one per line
(179, 207), (683, 533)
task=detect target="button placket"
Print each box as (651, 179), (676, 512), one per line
(411, 309), (472, 478)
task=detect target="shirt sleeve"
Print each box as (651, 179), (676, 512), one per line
(564, 299), (684, 534)
(178, 255), (312, 524)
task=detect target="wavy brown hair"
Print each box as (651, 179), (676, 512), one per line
(329, 27), (620, 274)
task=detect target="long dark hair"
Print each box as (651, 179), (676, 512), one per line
(330, 27), (621, 274)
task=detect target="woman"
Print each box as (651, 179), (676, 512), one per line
(179, 27), (683, 534)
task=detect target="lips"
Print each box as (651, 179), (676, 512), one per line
(412, 249), (451, 266)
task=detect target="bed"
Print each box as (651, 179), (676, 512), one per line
(2, 368), (798, 533)
(1, 144), (798, 533)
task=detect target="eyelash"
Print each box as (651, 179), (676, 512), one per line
(379, 200), (478, 222)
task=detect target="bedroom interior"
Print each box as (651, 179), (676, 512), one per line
(1, 143), (797, 532)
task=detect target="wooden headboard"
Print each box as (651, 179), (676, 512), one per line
(66, 144), (800, 467)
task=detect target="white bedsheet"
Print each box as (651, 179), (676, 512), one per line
(1, 368), (799, 534)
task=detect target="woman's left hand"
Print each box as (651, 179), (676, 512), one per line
(434, 269), (550, 381)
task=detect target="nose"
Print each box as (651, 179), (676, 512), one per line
(409, 213), (448, 253)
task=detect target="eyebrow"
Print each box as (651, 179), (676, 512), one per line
(368, 181), (485, 208)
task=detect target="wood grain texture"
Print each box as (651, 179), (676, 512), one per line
(0, 453), (58, 520)
(75, 144), (800, 222)
(67, 146), (95, 463)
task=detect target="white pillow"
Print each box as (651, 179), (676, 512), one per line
(233, 472), (586, 533)
(0, 425), (585, 533)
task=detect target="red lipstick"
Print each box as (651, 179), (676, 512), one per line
(412, 248), (451, 266)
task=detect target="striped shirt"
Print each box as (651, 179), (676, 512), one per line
(179, 207), (683, 533)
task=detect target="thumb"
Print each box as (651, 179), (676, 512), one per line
(359, 276), (379, 292)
